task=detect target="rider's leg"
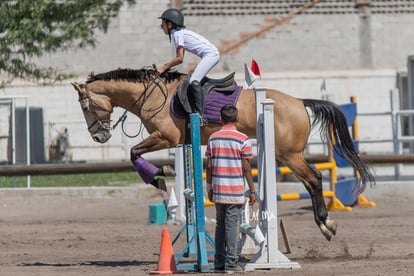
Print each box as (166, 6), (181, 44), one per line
(189, 54), (220, 83)
(189, 54), (220, 126)
(190, 80), (208, 126)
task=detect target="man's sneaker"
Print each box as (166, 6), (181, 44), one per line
(224, 264), (244, 274)
(200, 115), (208, 126)
(214, 266), (225, 273)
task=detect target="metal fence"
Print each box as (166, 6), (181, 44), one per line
(0, 96), (31, 186)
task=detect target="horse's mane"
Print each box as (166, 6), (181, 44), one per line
(86, 67), (185, 84)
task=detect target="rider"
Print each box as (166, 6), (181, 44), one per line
(156, 8), (220, 126)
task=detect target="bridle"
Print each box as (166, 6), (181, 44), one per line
(78, 84), (114, 133)
(79, 69), (169, 138)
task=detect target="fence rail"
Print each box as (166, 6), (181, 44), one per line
(2, 154), (414, 177)
(4, 90), (414, 184)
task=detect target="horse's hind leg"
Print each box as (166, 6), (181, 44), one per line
(308, 172), (337, 240)
(282, 155), (337, 241)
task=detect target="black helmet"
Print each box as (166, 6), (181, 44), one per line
(159, 8), (184, 27)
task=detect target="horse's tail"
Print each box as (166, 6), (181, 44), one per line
(303, 99), (375, 192)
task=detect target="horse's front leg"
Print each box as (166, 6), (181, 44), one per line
(130, 130), (175, 159)
(130, 131), (177, 191)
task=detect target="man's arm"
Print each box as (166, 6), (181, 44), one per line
(206, 157), (213, 201)
(242, 158), (257, 204)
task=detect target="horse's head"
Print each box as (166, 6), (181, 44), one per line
(71, 82), (113, 143)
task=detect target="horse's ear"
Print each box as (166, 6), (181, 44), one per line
(72, 82), (87, 98)
(72, 82), (90, 111)
(71, 82), (82, 93)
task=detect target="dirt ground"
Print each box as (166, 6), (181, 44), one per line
(0, 182), (413, 276)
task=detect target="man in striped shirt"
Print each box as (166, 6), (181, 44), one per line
(206, 104), (256, 273)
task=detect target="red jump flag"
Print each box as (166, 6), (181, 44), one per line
(251, 59), (261, 77)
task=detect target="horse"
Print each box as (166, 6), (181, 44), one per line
(71, 67), (375, 241)
(48, 127), (72, 163)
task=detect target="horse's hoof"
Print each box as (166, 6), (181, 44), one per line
(319, 224), (333, 241)
(162, 165), (176, 177)
(150, 179), (167, 192)
(325, 218), (337, 236)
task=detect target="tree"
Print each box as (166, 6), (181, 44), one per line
(0, 0), (135, 85)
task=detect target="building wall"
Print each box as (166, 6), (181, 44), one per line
(33, 1), (414, 74)
(1, 0), (413, 162)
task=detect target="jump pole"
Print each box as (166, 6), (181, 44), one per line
(173, 145), (186, 223)
(172, 114), (214, 272)
(241, 88), (300, 271)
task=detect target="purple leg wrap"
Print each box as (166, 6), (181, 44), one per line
(134, 157), (159, 184)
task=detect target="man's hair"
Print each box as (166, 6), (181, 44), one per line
(220, 104), (238, 123)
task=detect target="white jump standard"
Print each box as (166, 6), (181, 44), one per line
(240, 88), (300, 271)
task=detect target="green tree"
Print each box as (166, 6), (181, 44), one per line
(0, 0), (135, 85)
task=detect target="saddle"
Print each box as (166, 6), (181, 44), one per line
(175, 72), (237, 114)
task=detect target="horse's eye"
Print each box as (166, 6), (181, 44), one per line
(79, 98), (90, 111)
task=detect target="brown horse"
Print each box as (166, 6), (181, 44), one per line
(72, 67), (374, 241)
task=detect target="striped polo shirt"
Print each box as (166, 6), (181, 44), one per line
(205, 125), (253, 204)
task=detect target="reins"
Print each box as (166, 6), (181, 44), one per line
(119, 71), (169, 138)
(83, 68), (170, 138)
(131, 69), (169, 118)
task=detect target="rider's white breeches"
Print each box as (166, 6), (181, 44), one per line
(189, 54), (220, 84)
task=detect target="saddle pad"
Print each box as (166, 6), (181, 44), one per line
(171, 86), (243, 124)
(204, 86), (242, 123)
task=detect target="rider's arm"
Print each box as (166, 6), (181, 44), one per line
(157, 46), (185, 74)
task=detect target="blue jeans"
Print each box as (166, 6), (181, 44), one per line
(214, 203), (243, 269)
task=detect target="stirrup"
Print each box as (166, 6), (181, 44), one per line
(199, 113), (208, 126)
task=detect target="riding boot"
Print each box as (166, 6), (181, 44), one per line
(190, 80), (208, 126)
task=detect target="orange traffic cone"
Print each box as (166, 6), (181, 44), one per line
(150, 227), (184, 274)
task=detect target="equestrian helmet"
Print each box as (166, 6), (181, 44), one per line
(159, 8), (184, 27)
